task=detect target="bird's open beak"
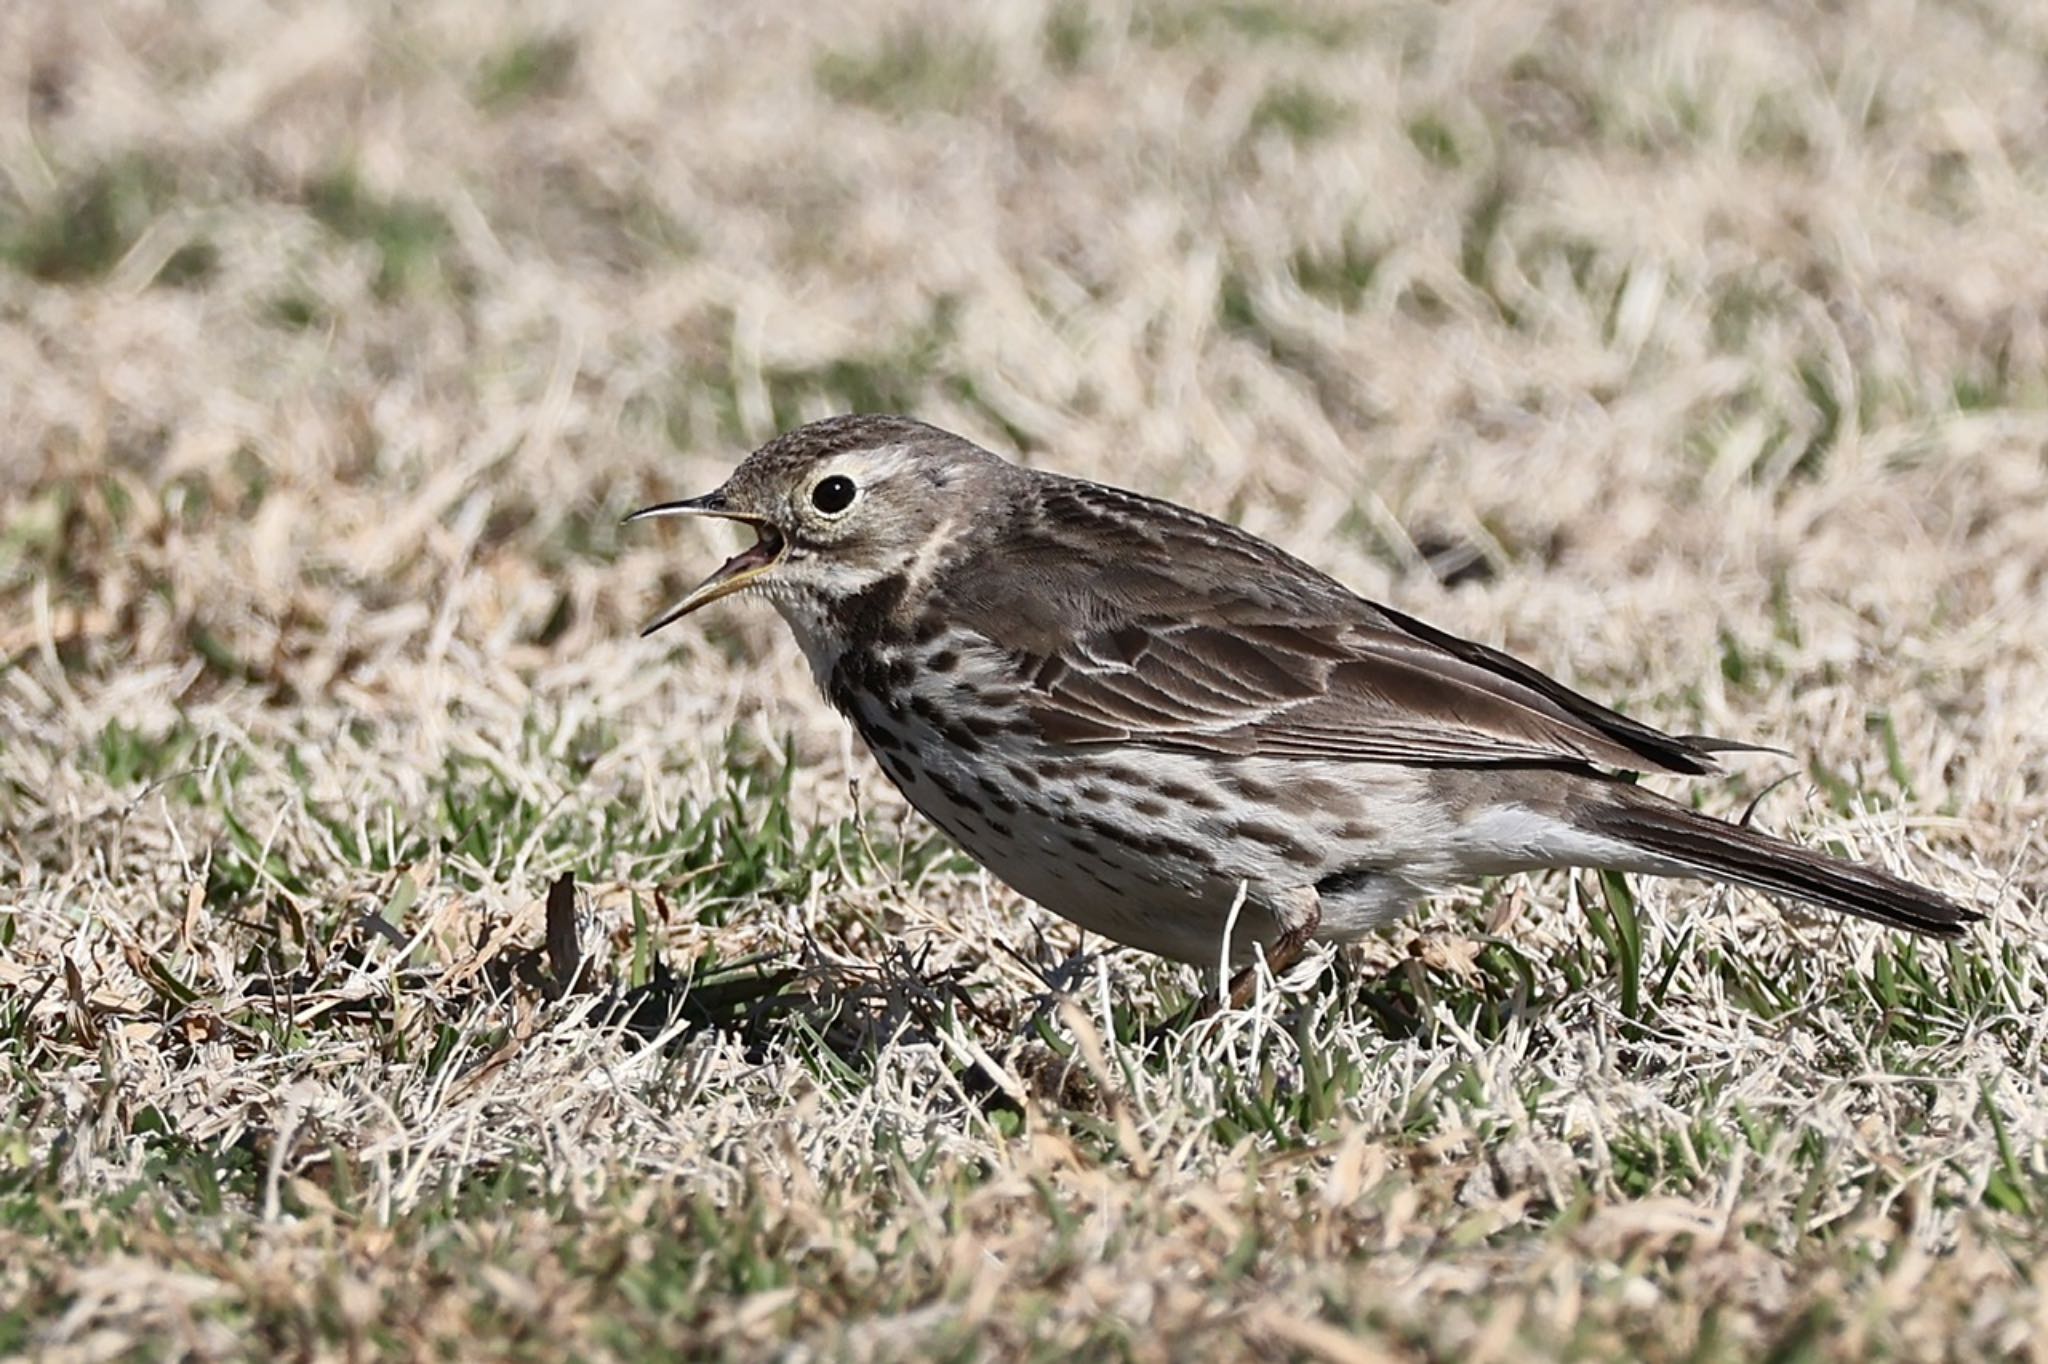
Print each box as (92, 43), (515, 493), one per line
(624, 492), (788, 636)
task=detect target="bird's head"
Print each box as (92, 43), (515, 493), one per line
(628, 415), (1004, 637)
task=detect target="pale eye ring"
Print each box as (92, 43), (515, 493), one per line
(810, 474), (858, 515)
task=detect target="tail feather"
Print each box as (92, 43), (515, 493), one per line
(1586, 790), (1979, 938)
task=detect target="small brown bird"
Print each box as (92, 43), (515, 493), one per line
(630, 415), (1975, 993)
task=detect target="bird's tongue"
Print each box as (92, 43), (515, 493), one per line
(702, 523), (783, 588)
(630, 501), (787, 637)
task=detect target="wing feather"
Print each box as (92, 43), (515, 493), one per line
(940, 475), (1741, 777)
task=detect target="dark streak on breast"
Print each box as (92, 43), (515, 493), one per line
(825, 572), (911, 714)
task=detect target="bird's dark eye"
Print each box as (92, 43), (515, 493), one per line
(811, 474), (858, 515)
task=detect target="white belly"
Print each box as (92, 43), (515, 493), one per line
(783, 613), (1444, 965)
(843, 688), (1440, 964)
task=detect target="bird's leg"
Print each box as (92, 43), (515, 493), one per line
(1218, 889), (1323, 1013)
(1223, 926), (1313, 1010)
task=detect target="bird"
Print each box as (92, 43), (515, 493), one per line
(628, 414), (1977, 1001)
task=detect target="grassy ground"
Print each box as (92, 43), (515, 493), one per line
(5, 0), (2048, 1357)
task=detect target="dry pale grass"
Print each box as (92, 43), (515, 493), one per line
(4, 0), (2048, 1358)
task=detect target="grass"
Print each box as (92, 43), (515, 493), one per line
(475, 33), (580, 110)
(4, 0), (2047, 1358)
(1248, 83), (1355, 144)
(304, 168), (457, 298)
(0, 157), (171, 284)
(815, 29), (995, 115)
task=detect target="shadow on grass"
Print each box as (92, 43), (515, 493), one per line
(497, 872), (1032, 1118)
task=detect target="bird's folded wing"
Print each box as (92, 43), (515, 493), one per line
(1019, 616), (1726, 776)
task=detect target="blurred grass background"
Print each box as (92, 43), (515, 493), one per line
(3, 1), (2047, 1358)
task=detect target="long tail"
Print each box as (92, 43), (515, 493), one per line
(1583, 787), (1979, 937)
